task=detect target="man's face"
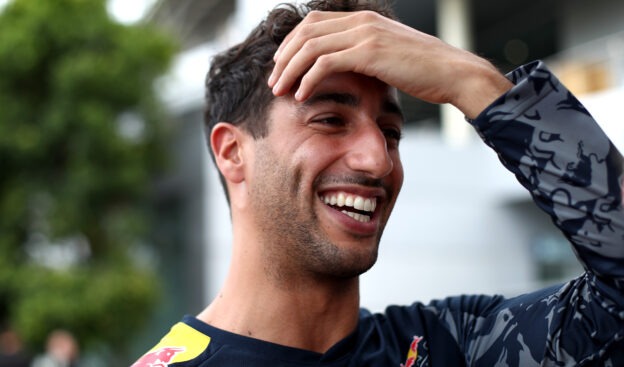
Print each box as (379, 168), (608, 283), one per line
(247, 72), (404, 281)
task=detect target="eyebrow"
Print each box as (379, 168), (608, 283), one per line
(297, 92), (404, 121)
(382, 99), (404, 122)
(301, 92), (360, 109)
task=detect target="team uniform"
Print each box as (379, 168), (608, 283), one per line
(133, 61), (624, 366)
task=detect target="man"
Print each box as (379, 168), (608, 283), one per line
(134, 0), (624, 366)
(0, 327), (31, 367)
(31, 330), (80, 367)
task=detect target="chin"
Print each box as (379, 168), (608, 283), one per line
(319, 248), (379, 279)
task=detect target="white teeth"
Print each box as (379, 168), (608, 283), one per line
(320, 191), (377, 219)
(337, 192), (346, 207)
(353, 196), (364, 210)
(341, 210), (371, 223)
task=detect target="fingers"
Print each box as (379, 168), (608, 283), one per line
(269, 11), (376, 99)
(271, 33), (357, 99)
(294, 48), (366, 100)
(267, 10), (512, 118)
(273, 11), (351, 65)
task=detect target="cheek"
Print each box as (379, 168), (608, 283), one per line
(292, 140), (343, 178)
(272, 147), (322, 197)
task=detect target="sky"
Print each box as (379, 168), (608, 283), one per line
(106, 0), (158, 24)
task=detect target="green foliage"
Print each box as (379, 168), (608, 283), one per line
(11, 263), (159, 348)
(0, 0), (177, 356)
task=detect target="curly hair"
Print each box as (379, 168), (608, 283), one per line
(205, 0), (396, 201)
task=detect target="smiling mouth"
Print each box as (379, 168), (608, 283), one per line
(319, 192), (377, 223)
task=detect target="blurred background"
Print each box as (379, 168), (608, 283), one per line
(0, 0), (622, 365)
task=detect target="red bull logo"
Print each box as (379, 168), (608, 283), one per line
(400, 336), (423, 367)
(131, 346), (186, 367)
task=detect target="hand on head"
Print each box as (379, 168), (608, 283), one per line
(269, 10), (513, 119)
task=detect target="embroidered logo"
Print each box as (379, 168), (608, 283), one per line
(131, 346), (186, 367)
(400, 336), (424, 367)
(131, 321), (211, 366)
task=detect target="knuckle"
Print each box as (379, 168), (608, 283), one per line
(360, 22), (384, 37)
(358, 10), (381, 22)
(306, 10), (323, 22)
(298, 23), (314, 38)
(302, 37), (320, 53)
(313, 54), (337, 74)
(315, 54), (333, 68)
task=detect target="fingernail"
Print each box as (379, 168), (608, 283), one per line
(273, 49), (280, 61)
(272, 82), (281, 95)
(295, 88), (303, 100)
(267, 72), (275, 87)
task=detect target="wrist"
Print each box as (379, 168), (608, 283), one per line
(451, 59), (513, 119)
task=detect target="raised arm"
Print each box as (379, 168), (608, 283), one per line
(269, 10), (512, 119)
(271, 9), (624, 293)
(444, 61), (624, 366)
(470, 61), (624, 293)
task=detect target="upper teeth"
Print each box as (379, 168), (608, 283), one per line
(321, 192), (377, 212)
(320, 192), (377, 223)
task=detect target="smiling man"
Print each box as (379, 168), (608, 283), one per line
(133, 0), (624, 366)
(249, 74), (404, 276)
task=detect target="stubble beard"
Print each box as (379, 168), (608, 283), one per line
(251, 149), (382, 286)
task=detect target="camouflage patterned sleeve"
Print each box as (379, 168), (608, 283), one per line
(470, 60), (624, 291)
(429, 60), (624, 366)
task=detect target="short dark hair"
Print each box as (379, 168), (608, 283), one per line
(204, 0), (396, 202)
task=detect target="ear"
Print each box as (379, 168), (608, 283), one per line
(210, 122), (247, 184)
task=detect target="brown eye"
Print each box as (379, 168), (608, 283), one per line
(312, 116), (345, 126)
(383, 128), (402, 142)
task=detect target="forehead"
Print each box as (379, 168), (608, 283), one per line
(270, 72), (402, 116)
(310, 72), (399, 99)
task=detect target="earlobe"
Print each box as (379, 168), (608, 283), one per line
(211, 122), (246, 183)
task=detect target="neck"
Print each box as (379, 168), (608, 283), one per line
(197, 239), (361, 353)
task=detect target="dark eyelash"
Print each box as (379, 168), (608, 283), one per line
(313, 116), (344, 125)
(384, 128), (403, 141)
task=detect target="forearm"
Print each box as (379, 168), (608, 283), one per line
(470, 60), (624, 291)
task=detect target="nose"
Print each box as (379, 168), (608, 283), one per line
(345, 122), (394, 178)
